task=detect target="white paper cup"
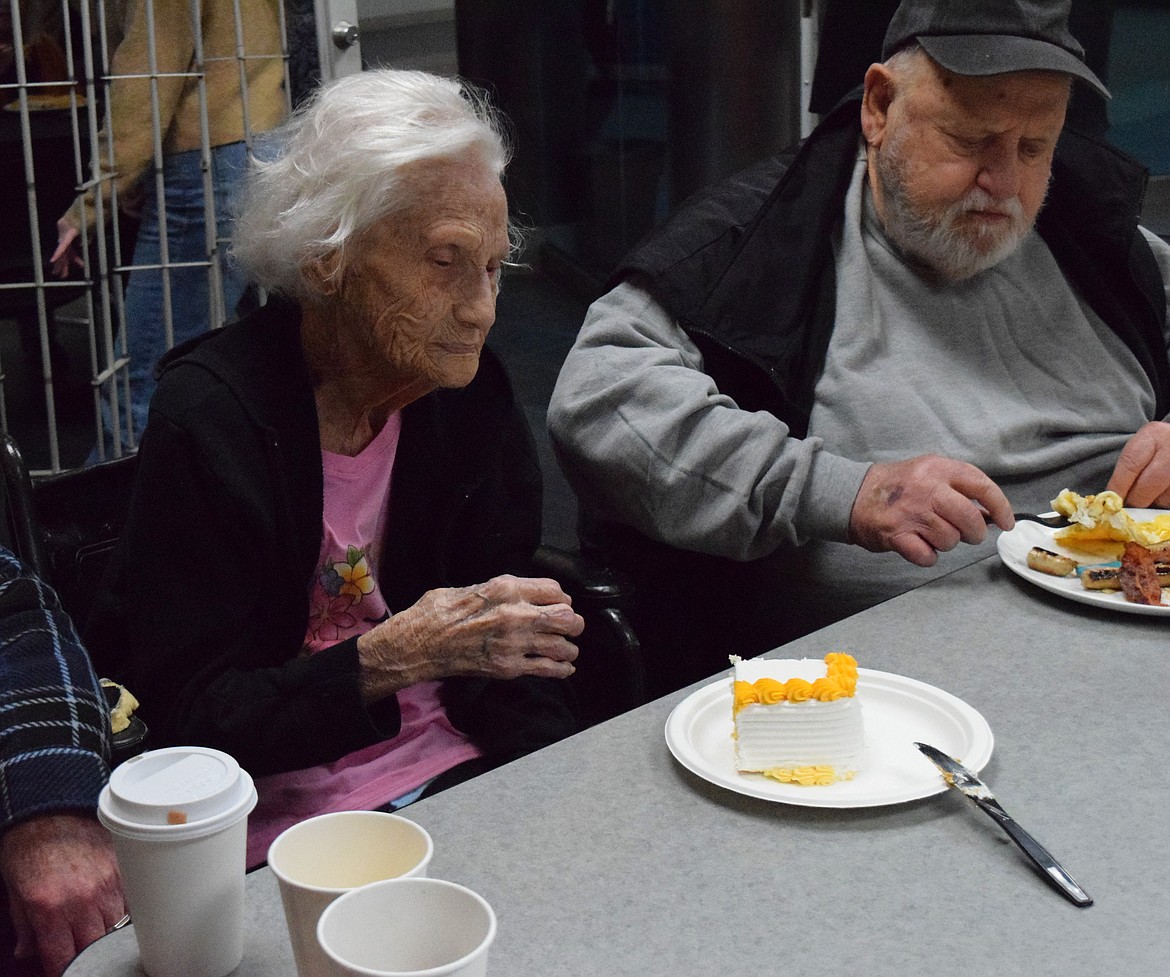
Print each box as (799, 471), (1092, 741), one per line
(97, 746), (258, 977)
(268, 811), (435, 977)
(317, 878), (496, 977)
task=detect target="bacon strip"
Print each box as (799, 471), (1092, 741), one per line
(1119, 542), (1165, 606)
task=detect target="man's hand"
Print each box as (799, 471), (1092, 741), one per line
(849, 455), (1014, 567)
(49, 218), (83, 279)
(357, 575), (584, 703)
(1, 814), (125, 977)
(1106, 421), (1170, 508)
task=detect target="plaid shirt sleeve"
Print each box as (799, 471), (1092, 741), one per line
(0, 547), (111, 833)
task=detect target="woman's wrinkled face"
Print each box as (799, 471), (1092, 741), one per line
(337, 153), (511, 392)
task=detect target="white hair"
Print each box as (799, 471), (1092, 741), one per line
(884, 44), (931, 92)
(231, 69), (512, 299)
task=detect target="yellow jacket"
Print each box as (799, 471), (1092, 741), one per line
(67, 0), (288, 233)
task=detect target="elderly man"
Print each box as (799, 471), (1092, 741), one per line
(548, 0), (1170, 693)
(0, 547), (125, 977)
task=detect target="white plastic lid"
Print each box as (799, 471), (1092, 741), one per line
(98, 746), (257, 841)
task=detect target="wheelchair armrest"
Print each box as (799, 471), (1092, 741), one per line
(532, 545), (646, 726)
(1, 434), (47, 576)
(531, 544), (632, 606)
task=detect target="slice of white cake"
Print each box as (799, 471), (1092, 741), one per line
(731, 653), (864, 785)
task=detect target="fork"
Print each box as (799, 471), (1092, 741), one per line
(1011, 512), (1072, 529)
(984, 512), (1073, 529)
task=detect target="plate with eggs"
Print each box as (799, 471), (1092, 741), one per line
(996, 490), (1170, 616)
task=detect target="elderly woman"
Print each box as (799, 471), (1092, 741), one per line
(85, 69), (584, 867)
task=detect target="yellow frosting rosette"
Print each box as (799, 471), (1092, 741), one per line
(732, 653), (858, 715)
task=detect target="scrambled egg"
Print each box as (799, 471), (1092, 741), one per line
(101, 679), (140, 734)
(1051, 489), (1170, 556)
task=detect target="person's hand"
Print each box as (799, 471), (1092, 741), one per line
(1, 814), (125, 977)
(1105, 421), (1170, 508)
(849, 455), (1014, 567)
(356, 575), (583, 701)
(49, 217), (83, 279)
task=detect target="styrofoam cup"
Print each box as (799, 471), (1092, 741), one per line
(317, 878), (496, 977)
(268, 811), (434, 977)
(97, 746), (257, 977)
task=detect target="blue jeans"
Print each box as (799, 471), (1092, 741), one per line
(94, 141), (250, 460)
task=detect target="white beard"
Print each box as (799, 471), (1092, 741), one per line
(874, 137), (1038, 281)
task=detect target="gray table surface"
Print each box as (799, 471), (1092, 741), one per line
(67, 555), (1170, 977)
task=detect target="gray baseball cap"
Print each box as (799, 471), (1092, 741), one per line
(881, 0), (1109, 98)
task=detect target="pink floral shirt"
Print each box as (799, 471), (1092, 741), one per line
(246, 412), (483, 867)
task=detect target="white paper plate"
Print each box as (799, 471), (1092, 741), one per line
(664, 668), (993, 808)
(996, 509), (1170, 617)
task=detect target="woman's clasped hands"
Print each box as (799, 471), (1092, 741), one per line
(356, 575), (583, 702)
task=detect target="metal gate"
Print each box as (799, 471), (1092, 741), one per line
(0, 0), (324, 473)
